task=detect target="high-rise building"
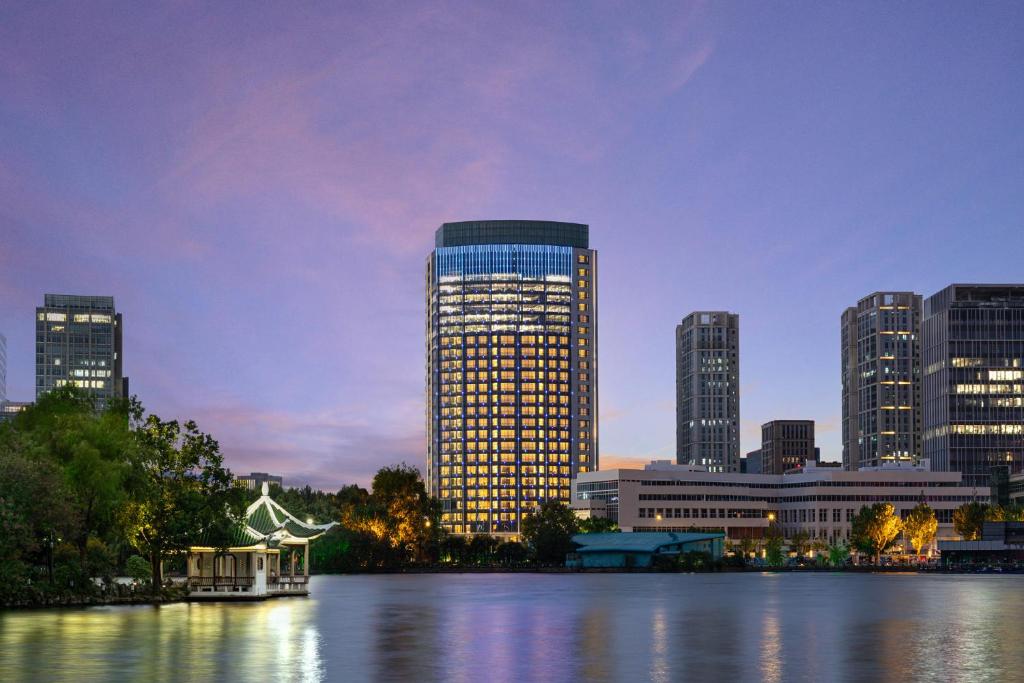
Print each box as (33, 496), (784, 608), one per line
(743, 449), (762, 474)
(0, 332), (6, 403)
(426, 220), (597, 535)
(760, 419), (816, 474)
(676, 311), (739, 472)
(235, 472), (285, 491)
(841, 292), (923, 471)
(923, 284), (1024, 488)
(35, 294), (128, 407)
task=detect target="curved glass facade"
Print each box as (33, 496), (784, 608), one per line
(427, 223), (597, 535)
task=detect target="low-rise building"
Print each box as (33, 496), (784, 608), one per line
(567, 531), (725, 569)
(573, 459), (988, 549)
(0, 401), (32, 423)
(938, 522), (1024, 566)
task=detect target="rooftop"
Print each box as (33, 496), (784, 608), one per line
(571, 531), (725, 554)
(435, 220), (589, 249)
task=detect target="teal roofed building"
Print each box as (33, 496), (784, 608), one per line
(187, 482), (337, 600)
(567, 532), (725, 569)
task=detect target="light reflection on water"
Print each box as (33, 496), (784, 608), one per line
(1, 573), (1022, 682)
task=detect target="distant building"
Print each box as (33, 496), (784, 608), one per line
(235, 472), (284, 491)
(36, 294), (127, 408)
(1009, 472), (1024, 506)
(760, 420), (815, 475)
(842, 291), (923, 471)
(744, 449), (762, 475)
(0, 401), (32, 423)
(923, 285), (1024, 488)
(426, 220), (598, 535)
(676, 311), (740, 472)
(573, 459), (987, 549)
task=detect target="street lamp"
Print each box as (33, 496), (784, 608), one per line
(767, 512), (776, 523)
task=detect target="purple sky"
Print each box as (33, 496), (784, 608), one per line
(2, 2), (1022, 490)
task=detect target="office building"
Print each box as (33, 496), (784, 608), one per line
(426, 220), (598, 535)
(923, 285), (1024, 488)
(744, 449), (762, 474)
(760, 420), (816, 475)
(235, 472), (284, 491)
(0, 401), (32, 424)
(36, 294), (127, 407)
(676, 311), (739, 472)
(573, 459), (987, 549)
(841, 291), (923, 471)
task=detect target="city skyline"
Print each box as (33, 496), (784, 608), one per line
(2, 3), (1023, 489)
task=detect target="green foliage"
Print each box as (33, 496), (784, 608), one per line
(121, 413), (246, 594)
(851, 503), (903, 563)
(126, 555), (151, 583)
(953, 502), (988, 541)
(986, 503), (1024, 523)
(790, 530), (811, 557)
(578, 516), (619, 534)
(520, 500), (580, 565)
(678, 550), (715, 572)
(827, 543), (850, 567)
(764, 523), (784, 567)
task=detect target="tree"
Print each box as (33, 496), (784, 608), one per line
(520, 500), (580, 565)
(986, 503), (1024, 522)
(578, 516), (619, 534)
(739, 537), (756, 559)
(851, 503), (903, 564)
(827, 543), (849, 568)
(953, 502), (988, 541)
(903, 503), (938, 558)
(1, 387), (136, 576)
(790, 530), (811, 557)
(119, 414), (246, 597)
(764, 524), (784, 567)
(494, 541), (529, 566)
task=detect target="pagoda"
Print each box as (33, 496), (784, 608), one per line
(187, 482), (337, 600)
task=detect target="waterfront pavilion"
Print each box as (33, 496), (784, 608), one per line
(187, 483), (337, 600)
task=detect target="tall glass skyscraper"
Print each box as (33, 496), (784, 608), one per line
(923, 284), (1024, 488)
(426, 221), (597, 535)
(36, 294), (127, 408)
(676, 311), (740, 472)
(841, 291), (923, 470)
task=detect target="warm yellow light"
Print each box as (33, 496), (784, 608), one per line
(767, 512), (776, 522)
(306, 518), (313, 524)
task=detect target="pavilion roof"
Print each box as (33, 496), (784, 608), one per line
(191, 483), (337, 550)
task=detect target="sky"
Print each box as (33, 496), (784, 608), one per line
(1, 1), (1022, 490)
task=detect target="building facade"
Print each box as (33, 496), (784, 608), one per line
(35, 294), (127, 407)
(760, 420), (815, 475)
(235, 472), (285, 491)
(426, 221), (597, 535)
(573, 460), (987, 549)
(676, 311), (739, 472)
(841, 291), (923, 471)
(923, 285), (1024, 488)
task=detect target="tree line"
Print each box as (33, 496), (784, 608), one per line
(0, 387), (246, 605)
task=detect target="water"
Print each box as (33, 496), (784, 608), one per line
(1, 573), (1021, 682)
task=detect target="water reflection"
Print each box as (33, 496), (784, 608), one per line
(1, 574), (1023, 682)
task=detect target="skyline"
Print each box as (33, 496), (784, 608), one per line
(2, 2), (1023, 489)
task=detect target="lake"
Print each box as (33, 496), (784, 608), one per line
(1, 573), (1021, 682)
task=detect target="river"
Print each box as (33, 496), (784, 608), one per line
(1, 573), (1021, 682)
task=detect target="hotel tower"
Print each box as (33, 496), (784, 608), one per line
(426, 221), (598, 535)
